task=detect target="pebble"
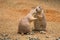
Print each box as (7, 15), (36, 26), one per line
(27, 32), (34, 35)
(3, 37), (11, 40)
(2, 33), (8, 37)
(46, 35), (52, 38)
(29, 37), (40, 40)
(40, 31), (46, 34)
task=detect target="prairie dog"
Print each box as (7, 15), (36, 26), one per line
(34, 6), (47, 31)
(18, 8), (37, 34)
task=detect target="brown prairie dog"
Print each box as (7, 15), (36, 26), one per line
(18, 8), (38, 34)
(34, 6), (47, 31)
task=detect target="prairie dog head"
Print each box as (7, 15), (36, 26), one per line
(36, 6), (42, 13)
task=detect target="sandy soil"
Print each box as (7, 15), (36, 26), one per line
(0, 0), (60, 40)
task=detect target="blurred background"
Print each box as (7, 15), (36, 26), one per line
(0, 0), (60, 40)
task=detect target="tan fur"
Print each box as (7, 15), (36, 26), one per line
(34, 6), (47, 31)
(18, 8), (37, 34)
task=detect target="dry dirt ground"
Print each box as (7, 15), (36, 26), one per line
(0, 0), (60, 40)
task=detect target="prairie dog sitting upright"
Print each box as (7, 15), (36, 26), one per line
(18, 8), (38, 34)
(34, 6), (47, 31)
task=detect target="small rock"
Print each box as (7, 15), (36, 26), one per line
(29, 37), (40, 40)
(27, 32), (34, 35)
(40, 31), (46, 34)
(30, 32), (34, 35)
(3, 37), (11, 40)
(46, 35), (52, 38)
(2, 34), (8, 37)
